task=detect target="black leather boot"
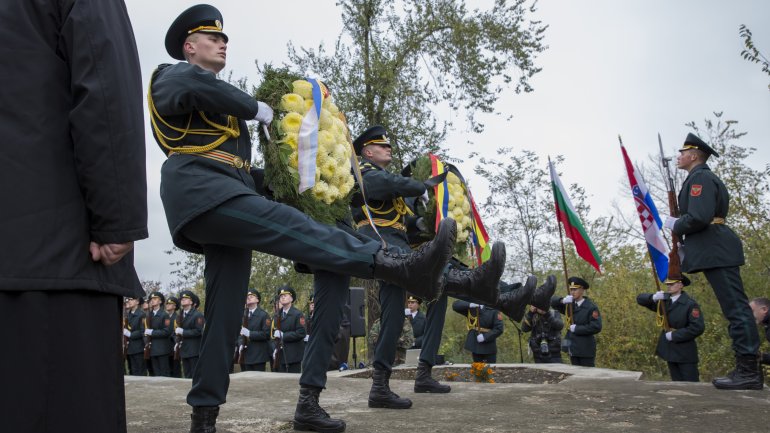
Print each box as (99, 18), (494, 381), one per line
(712, 355), (764, 390)
(373, 218), (456, 302)
(368, 369), (412, 409)
(414, 360), (451, 393)
(529, 275), (556, 311)
(293, 386), (346, 433)
(496, 275), (537, 322)
(442, 242), (506, 306)
(190, 406), (219, 433)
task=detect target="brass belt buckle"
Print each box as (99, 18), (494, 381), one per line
(232, 156), (244, 169)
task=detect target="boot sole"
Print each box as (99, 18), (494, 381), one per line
(712, 382), (765, 390)
(293, 421), (346, 432)
(367, 400), (413, 409)
(414, 386), (451, 393)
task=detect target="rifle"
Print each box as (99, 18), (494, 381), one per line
(237, 308), (248, 365)
(173, 311), (183, 361)
(658, 133), (680, 331)
(143, 311), (152, 360)
(122, 308), (129, 360)
(271, 310), (283, 371)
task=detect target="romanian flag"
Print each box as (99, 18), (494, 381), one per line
(429, 154), (491, 265)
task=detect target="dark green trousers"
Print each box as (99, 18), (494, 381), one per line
(703, 266), (759, 356)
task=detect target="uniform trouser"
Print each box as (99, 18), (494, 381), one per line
(667, 361), (699, 382)
(183, 196), (380, 407)
(0, 290), (127, 433)
(170, 354), (182, 378)
(373, 280), (407, 371)
(703, 266), (760, 356)
(331, 325), (351, 370)
(419, 294), (449, 366)
(570, 356), (595, 367)
(472, 353), (497, 363)
(127, 352), (146, 376)
(277, 361), (302, 373)
(300, 271), (349, 389)
(151, 355), (171, 377)
(183, 357), (199, 378)
(243, 362), (266, 372)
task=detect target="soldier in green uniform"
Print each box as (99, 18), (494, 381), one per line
(451, 300), (504, 363)
(637, 275), (705, 381)
(664, 133), (763, 390)
(272, 286), (307, 373)
(551, 277), (602, 367)
(239, 289), (272, 372)
(176, 290), (204, 378)
(405, 296), (426, 349)
(166, 296), (182, 377)
(151, 5), (458, 431)
(144, 292), (173, 377)
(522, 304), (564, 364)
(369, 317), (415, 365)
(124, 296), (147, 376)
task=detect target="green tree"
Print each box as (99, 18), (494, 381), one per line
(739, 24), (770, 90)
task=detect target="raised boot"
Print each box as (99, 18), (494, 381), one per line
(414, 360), (451, 393)
(496, 275), (537, 322)
(368, 369), (412, 409)
(712, 355), (764, 390)
(442, 242), (506, 306)
(373, 218), (457, 302)
(190, 406), (219, 433)
(529, 275), (557, 311)
(293, 386), (346, 433)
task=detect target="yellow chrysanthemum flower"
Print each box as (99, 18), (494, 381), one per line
(319, 109), (333, 131)
(288, 151), (298, 169)
(304, 99), (315, 114)
(280, 93), (305, 114)
(461, 215), (472, 228)
(292, 80), (313, 99)
(447, 172), (462, 185)
(318, 130), (335, 149)
(281, 112), (303, 134)
(327, 102), (340, 117)
(279, 132), (298, 151)
(462, 200), (470, 213)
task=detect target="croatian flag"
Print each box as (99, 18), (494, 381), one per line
(297, 78), (323, 193)
(619, 141), (669, 281)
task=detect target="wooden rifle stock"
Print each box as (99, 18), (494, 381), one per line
(272, 311), (283, 371)
(173, 311), (183, 361)
(659, 133), (681, 332)
(143, 313), (152, 360)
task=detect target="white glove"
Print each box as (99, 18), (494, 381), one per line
(303, 335), (310, 342)
(476, 334), (485, 343)
(404, 308), (411, 316)
(419, 190), (430, 205)
(416, 217), (429, 233)
(123, 329), (131, 338)
(254, 101), (274, 124)
(562, 295), (573, 304)
(273, 330), (283, 339)
(652, 291), (666, 301)
(469, 303), (480, 309)
(665, 331), (673, 341)
(144, 329), (152, 336)
(240, 327), (250, 337)
(664, 215), (678, 230)
(569, 324), (576, 332)
(175, 327), (184, 335)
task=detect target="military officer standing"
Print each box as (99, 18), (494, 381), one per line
(166, 296), (182, 377)
(176, 290), (204, 378)
(551, 277), (602, 367)
(522, 305), (564, 364)
(664, 133), (763, 390)
(144, 292), (174, 377)
(405, 296), (426, 349)
(151, 5), (459, 431)
(240, 289), (272, 371)
(452, 300), (504, 363)
(272, 286), (307, 373)
(637, 275), (705, 381)
(124, 296), (148, 376)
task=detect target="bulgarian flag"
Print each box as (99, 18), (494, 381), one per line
(548, 159), (602, 273)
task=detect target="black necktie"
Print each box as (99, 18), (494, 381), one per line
(248, 310), (252, 319)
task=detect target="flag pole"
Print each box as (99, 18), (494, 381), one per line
(549, 156), (572, 324)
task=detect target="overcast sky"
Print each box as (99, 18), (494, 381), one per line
(125, 0), (770, 288)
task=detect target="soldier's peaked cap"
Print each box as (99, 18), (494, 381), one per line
(277, 285), (297, 301)
(664, 275), (691, 287)
(165, 4), (228, 61)
(179, 290), (200, 306)
(166, 296), (180, 307)
(247, 288), (262, 302)
(680, 133), (719, 158)
(353, 125), (390, 155)
(568, 277), (589, 290)
(149, 291), (166, 303)
(407, 295), (422, 304)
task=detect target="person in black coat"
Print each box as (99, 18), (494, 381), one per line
(406, 296), (427, 349)
(151, 6), (457, 431)
(749, 297), (770, 366)
(145, 292), (174, 377)
(551, 277), (602, 367)
(272, 286), (307, 373)
(522, 306), (564, 363)
(124, 296), (148, 376)
(665, 133), (762, 390)
(239, 289), (272, 371)
(637, 275), (705, 381)
(452, 300), (505, 363)
(0, 1), (147, 431)
(175, 291), (204, 378)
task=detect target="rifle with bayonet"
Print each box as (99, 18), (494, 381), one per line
(237, 308), (248, 365)
(143, 311), (152, 360)
(658, 133), (680, 331)
(122, 307), (129, 360)
(272, 310), (283, 371)
(173, 310), (183, 361)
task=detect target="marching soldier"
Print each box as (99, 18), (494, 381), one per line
(150, 5), (457, 430)
(749, 298), (770, 366)
(166, 296), (182, 377)
(176, 290), (204, 378)
(144, 291), (173, 377)
(522, 305), (564, 364)
(637, 275), (705, 381)
(551, 277), (602, 367)
(272, 286), (307, 373)
(405, 296), (426, 349)
(452, 300), (504, 363)
(664, 133), (763, 390)
(239, 289), (272, 371)
(124, 296), (148, 375)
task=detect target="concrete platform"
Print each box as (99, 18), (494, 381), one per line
(125, 364), (770, 432)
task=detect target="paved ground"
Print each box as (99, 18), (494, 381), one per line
(125, 364), (770, 433)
